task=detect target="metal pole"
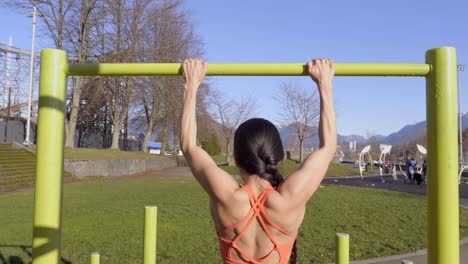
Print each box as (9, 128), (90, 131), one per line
(144, 206), (158, 264)
(32, 49), (68, 264)
(5, 86), (11, 142)
(67, 63), (431, 77)
(25, 6), (37, 145)
(458, 64), (465, 164)
(2, 37), (12, 108)
(3, 37), (12, 142)
(90, 252), (100, 264)
(425, 47), (459, 264)
(335, 233), (349, 264)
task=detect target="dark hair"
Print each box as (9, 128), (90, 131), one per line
(233, 118), (298, 264)
(234, 118), (285, 187)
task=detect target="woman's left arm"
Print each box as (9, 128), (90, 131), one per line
(181, 59), (239, 201)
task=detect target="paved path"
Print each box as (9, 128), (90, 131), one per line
(323, 174), (468, 208)
(350, 237), (468, 264)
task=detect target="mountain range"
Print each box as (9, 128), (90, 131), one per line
(128, 113), (468, 149)
(278, 113), (468, 150)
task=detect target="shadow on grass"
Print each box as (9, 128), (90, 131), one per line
(0, 244), (30, 264)
(0, 226), (73, 264)
(0, 244), (72, 264)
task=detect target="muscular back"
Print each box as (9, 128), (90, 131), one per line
(211, 185), (304, 263)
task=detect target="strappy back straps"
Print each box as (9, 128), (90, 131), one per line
(217, 184), (297, 264)
(240, 185), (295, 241)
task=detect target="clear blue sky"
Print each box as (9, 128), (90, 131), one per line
(1, 0), (467, 137)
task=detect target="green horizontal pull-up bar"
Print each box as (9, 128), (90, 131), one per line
(66, 62), (431, 76)
(32, 47), (460, 264)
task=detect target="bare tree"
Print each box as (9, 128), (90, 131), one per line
(64, 0), (101, 148)
(194, 83), (218, 143)
(104, 0), (153, 149)
(4, 0), (74, 49)
(276, 81), (320, 162)
(6, 1), (103, 148)
(210, 90), (256, 163)
(138, 0), (202, 152)
(7, 0), (207, 152)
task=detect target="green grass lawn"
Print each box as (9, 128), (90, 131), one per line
(1, 177), (467, 263)
(211, 154), (228, 164)
(216, 158), (364, 177)
(64, 148), (167, 160)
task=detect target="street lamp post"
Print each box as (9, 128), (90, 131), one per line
(458, 64), (465, 164)
(24, 6), (37, 145)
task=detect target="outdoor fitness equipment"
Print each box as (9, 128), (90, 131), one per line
(398, 144), (427, 184)
(334, 146), (345, 163)
(378, 144), (395, 182)
(358, 145), (372, 179)
(30, 47), (460, 264)
(417, 144), (427, 156)
(460, 164), (467, 184)
(417, 144), (428, 183)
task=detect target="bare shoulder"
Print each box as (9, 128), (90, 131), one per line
(264, 190), (306, 233)
(264, 189), (288, 210)
(213, 186), (251, 225)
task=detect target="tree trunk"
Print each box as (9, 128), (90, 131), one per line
(142, 85), (161, 152)
(103, 103), (108, 148)
(299, 137), (304, 163)
(64, 0), (95, 148)
(142, 114), (158, 152)
(77, 130), (83, 147)
(225, 140), (230, 163)
(65, 76), (83, 148)
(111, 117), (121, 149)
(160, 125), (168, 155)
(173, 121), (178, 155)
(123, 116), (128, 150)
(110, 77), (132, 150)
(57, 0), (64, 49)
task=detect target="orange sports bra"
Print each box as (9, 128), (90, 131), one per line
(216, 184), (297, 264)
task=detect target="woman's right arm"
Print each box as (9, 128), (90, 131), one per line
(278, 58), (337, 207)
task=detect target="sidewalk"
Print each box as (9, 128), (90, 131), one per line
(323, 174), (468, 208)
(350, 237), (468, 263)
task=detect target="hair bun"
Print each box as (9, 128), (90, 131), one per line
(266, 163), (278, 174)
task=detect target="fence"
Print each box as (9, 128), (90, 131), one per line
(0, 120), (36, 143)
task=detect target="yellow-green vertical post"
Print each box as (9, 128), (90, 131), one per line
(426, 47), (459, 264)
(144, 206), (158, 264)
(32, 49), (68, 264)
(91, 252), (100, 264)
(335, 233), (349, 264)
